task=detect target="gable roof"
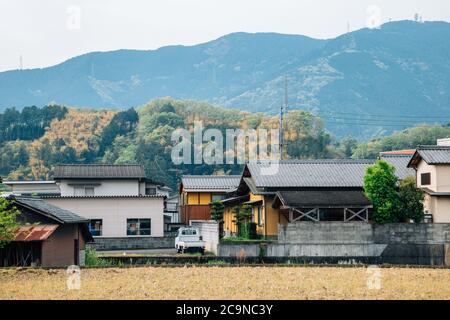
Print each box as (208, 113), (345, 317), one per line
(245, 160), (375, 189)
(12, 196), (89, 224)
(181, 175), (241, 192)
(53, 164), (146, 179)
(407, 145), (450, 168)
(379, 154), (415, 180)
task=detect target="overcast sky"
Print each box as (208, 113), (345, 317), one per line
(1, 0), (449, 72)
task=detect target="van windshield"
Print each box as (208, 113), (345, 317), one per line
(181, 229), (197, 235)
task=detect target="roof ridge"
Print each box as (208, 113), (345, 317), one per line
(248, 159), (375, 164)
(380, 154), (413, 157)
(182, 175), (241, 179)
(55, 164), (144, 167)
(418, 145), (450, 149)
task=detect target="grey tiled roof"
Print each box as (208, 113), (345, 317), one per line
(273, 190), (372, 208)
(181, 175), (241, 192)
(246, 160), (376, 188)
(54, 164), (146, 179)
(415, 145), (450, 164)
(13, 196), (88, 223)
(379, 154), (415, 180)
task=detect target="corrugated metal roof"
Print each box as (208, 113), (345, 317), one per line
(181, 175), (241, 192)
(416, 145), (450, 164)
(13, 225), (59, 241)
(247, 160), (375, 188)
(54, 164), (146, 179)
(13, 196), (89, 223)
(379, 149), (416, 155)
(379, 154), (415, 180)
(273, 190), (372, 208)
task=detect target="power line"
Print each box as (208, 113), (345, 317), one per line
(324, 120), (446, 128)
(317, 110), (450, 120)
(320, 115), (447, 124)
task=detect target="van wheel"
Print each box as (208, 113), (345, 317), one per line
(200, 248), (205, 255)
(181, 247), (186, 254)
(176, 247), (181, 253)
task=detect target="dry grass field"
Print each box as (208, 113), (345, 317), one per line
(0, 266), (449, 300)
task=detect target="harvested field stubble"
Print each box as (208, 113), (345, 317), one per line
(0, 266), (449, 300)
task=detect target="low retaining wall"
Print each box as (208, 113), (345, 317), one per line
(217, 222), (450, 266)
(88, 237), (175, 251)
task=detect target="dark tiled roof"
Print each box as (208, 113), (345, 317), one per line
(379, 154), (415, 180)
(246, 160), (375, 188)
(13, 196), (89, 224)
(413, 145), (450, 165)
(272, 190), (372, 208)
(41, 195), (164, 199)
(181, 175), (241, 192)
(53, 164), (146, 179)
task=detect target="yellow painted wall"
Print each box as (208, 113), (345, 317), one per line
(263, 195), (280, 237)
(186, 192), (213, 205)
(187, 192), (199, 205)
(199, 193), (212, 204)
(223, 207), (238, 235)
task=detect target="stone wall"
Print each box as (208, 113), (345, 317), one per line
(88, 236), (175, 251)
(190, 220), (219, 254)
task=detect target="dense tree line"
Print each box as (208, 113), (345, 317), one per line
(1, 98), (449, 190)
(0, 105), (67, 143)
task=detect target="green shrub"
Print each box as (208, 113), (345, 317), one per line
(85, 247), (113, 267)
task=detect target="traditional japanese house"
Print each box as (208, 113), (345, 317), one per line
(179, 175), (241, 224)
(222, 160), (376, 239)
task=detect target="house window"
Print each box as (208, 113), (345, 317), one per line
(74, 186), (84, 197)
(89, 219), (102, 236)
(73, 186), (95, 196)
(212, 194), (225, 202)
(421, 173), (431, 186)
(85, 187), (95, 196)
(145, 187), (157, 195)
(127, 219), (151, 236)
(257, 206), (263, 226)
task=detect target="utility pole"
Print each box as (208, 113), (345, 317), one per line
(279, 74), (288, 160)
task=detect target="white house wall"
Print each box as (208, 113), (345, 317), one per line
(45, 197), (165, 237)
(436, 165), (450, 193)
(416, 161), (438, 191)
(58, 179), (140, 197)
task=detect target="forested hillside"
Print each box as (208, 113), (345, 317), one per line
(1, 21), (450, 138)
(1, 98), (449, 190)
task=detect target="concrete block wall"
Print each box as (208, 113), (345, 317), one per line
(268, 244), (387, 257)
(88, 237), (174, 251)
(278, 222), (374, 244)
(373, 223), (450, 244)
(279, 222), (450, 245)
(217, 243), (261, 258)
(190, 220), (219, 254)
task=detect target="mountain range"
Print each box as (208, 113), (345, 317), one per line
(1, 20), (450, 138)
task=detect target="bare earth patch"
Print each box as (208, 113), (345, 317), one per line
(0, 266), (449, 300)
